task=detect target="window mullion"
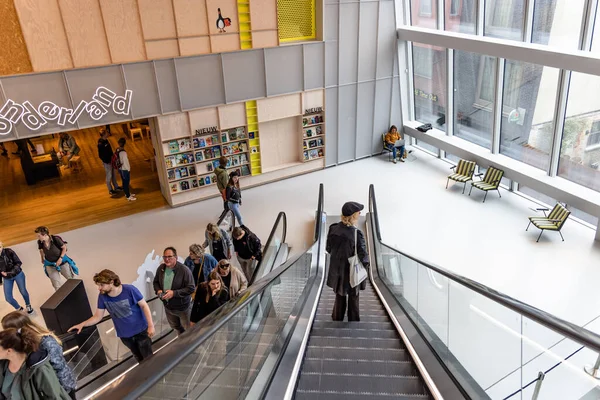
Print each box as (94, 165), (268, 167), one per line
(492, 58), (505, 154)
(524, 0), (535, 43)
(447, 48), (454, 136)
(437, 0), (445, 29)
(549, 70), (570, 177)
(580, 0), (598, 51)
(477, 0), (485, 36)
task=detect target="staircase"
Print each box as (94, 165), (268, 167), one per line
(295, 280), (433, 399)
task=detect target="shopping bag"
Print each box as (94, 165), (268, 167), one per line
(348, 229), (367, 288)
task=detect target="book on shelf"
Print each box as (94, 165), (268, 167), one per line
(175, 169), (181, 180)
(211, 134), (219, 144)
(198, 177), (205, 187)
(204, 148), (214, 159)
(240, 154), (248, 163)
(178, 139), (191, 152)
(229, 130), (237, 141)
(241, 165), (250, 176)
(198, 138), (206, 148)
(192, 179), (199, 188)
(221, 132), (228, 143)
(308, 140), (317, 149)
(249, 131), (255, 139)
(207, 163), (214, 172)
(179, 167), (189, 178)
(318, 148), (324, 157)
(309, 149), (319, 159)
(167, 169), (175, 180)
(236, 127), (245, 137)
(305, 129), (313, 138)
(165, 156), (175, 169)
(251, 146), (259, 153)
(193, 138), (200, 149)
(225, 157), (232, 168)
(316, 126), (322, 135)
(170, 183), (178, 193)
(205, 136), (212, 146)
(168, 141), (179, 154)
(204, 176), (211, 185)
(238, 142), (247, 152)
(180, 180), (190, 191)
(195, 151), (204, 162)
(317, 138), (324, 147)
(232, 156), (240, 166)
(213, 146), (221, 158)
(231, 144), (239, 153)
(189, 165), (196, 175)
(303, 151), (309, 161)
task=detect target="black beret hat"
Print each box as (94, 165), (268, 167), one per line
(342, 201), (364, 217)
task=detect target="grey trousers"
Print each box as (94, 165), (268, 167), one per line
(237, 256), (254, 281)
(164, 304), (192, 334)
(47, 264), (74, 291)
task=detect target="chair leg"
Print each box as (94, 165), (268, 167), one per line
(468, 185), (473, 196)
(526, 221), (531, 231)
(559, 231), (564, 241)
(462, 182), (467, 194)
(446, 179), (449, 189)
(497, 189), (501, 198)
(483, 191), (488, 203)
(537, 230), (544, 242)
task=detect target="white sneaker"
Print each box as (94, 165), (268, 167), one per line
(130, 193), (136, 198)
(127, 196), (137, 201)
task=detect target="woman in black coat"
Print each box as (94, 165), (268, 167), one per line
(190, 270), (230, 324)
(326, 202), (370, 321)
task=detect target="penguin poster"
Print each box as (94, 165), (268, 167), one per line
(216, 7), (232, 33)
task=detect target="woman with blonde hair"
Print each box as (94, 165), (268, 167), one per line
(325, 202), (370, 322)
(184, 244), (217, 288)
(190, 270), (230, 324)
(202, 222), (232, 261)
(2, 311), (77, 398)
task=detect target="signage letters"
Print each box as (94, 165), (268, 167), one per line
(195, 126), (218, 135)
(305, 107), (323, 115)
(414, 89), (438, 102)
(0, 86), (133, 135)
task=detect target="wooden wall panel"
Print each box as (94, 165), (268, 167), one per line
(252, 30), (278, 49)
(189, 108), (219, 131)
(210, 34), (240, 53)
(99, 0), (146, 63)
(218, 103), (246, 129)
(257, 93), (302, 122)
(58, 0), (111, 67)
(14, 0), (73, 71)
(259, 118), (301, 170)
(138, 0), (177, 40)
(179, 37), (211, 56)
(173, 0), (209, 36)
(146, 40), (180, 59)
(250, 0), (277, 31)
(157, 113), (190, 141)
(0, 0), (33, 75)
(206, 0), (238, 34)
(303, 89), (324, 111)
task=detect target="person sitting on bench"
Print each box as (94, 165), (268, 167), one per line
(384, 125), (405, 164)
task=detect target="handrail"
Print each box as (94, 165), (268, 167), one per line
(368, 183), (600, 354)
(95, 183), (325, 400)
(251, 211), (287, 285)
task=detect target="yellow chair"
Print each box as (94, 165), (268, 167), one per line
(469, 167), (504, 203)
(446, 159), (476, 194)
(526, 203), (570, 242)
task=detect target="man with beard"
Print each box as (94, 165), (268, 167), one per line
(69, 269), (155, 363)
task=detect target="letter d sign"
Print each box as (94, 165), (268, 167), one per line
(113, 90), (132, 116)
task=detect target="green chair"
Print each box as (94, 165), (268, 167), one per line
(469, 167), (504, 203)
(446, 159), (476, 194)
(381, 134), (393, 161)
(526, 203), (570, 242)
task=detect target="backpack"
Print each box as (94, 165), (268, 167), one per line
(111, 148), (123, 170)
(243, 227), (262, 258)
(52, 235), (68, 248)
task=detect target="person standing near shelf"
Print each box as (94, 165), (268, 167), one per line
(97, 129), (121, 196)
(215, 156), (229, 218)
(226, 171), (243, 226)
(114, 138), (136, 202)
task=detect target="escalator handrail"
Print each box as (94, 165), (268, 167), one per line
(368, 183), (600, 354)
(95, 184), (325, 400)
(251, 211), (287, 285)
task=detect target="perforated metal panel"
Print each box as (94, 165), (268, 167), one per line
(277, 0), (316, 42)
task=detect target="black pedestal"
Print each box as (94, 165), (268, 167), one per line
(41, 279), (92, 335)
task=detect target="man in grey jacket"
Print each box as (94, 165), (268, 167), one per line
(153, 247), (195, 334)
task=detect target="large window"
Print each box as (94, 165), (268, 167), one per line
(499, 61), (559, 172)
(532, 0), (584, 48)
(411, 0), (438, 28)
(484, 0), (526, 41)
(446, 0), (476, 34)
(413, 44), (447, 132)
(559, 72), (600, 192)
(454, 51), (495, 149)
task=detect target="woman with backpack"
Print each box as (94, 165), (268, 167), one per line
(35, 226), (78, 291)
(201, 223), (232, 262)
(226, 171), (243, 226)
(2, 312), (77, 399)
(0, 242), (33, 314)
(0, 326), (70, 399)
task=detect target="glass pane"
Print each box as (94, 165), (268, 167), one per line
(255, 216), (285, 281)
(413, 44), (447, 132)
(518, 185), (557, 207)
(560, 72), (600, 192)
(532, 0), (585, 48)
(454, 51), (495, 149)
(445, 0), (476, 34)
(415, 139), (439, 154)
(484, 0), (526, 41)
(479, 166), (511, 188)
(499, 61), (559, 172)
(445, 152), (461, 163)
(411, 0), (438, 28)
(566, 206), (599, 226)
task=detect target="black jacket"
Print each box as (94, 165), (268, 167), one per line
(0, 248), (22, 279)
(97, 138), (114, 164)
(226, 185), (242, 203)
(326, 223), (369, 296)
(232, 226), (262, 261)
(190, 284), (230, 323)
(153, 262), (195, 311)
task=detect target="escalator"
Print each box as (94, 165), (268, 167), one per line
(91, 183), (600, 400)
(66, 209), (290, 399)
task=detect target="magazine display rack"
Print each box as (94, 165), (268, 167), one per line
(302, 108), (325, 162)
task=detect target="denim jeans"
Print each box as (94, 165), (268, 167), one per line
(164, 304), (192, 334)
(385, 143), (405, 159)
(103, 163), (119, 192)
(3, 271), (30, 309)
(120, 330), (153, 362)
(120, 169), (131, 198)
(228, 202), (244, 226)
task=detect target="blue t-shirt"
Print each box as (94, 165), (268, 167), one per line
(98, 284), (148, 338)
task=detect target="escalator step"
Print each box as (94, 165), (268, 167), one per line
(305, 346), (410, 361)
(308, 337), (400, 349)
(311, 320), (395, 330)
(310, 328), (399, 339)
(302, 358), (417, 376)
(315, 308), (388, 317)
(295, 391), (432, 400)
(313, 315), (391, 323)
(296, 373), (426, 395)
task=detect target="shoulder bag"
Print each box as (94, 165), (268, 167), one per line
(348, 228), (367, 288)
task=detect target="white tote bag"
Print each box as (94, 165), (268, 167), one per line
(348, 228), (368, 288)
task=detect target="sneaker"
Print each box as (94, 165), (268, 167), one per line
(130, 193), (136, 198)
(115, 187), (123, 191)
(393, 159), (397, 164)
(26, 305), (33, 314)
(17, 307), (24, 312)
(109, 190), (117, 196)
(399, 158), (405, 163)
(127, 196), (137, 202)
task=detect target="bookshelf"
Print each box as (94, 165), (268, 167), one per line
(302, 108), (325, 162)
(162, 125), (252, 195)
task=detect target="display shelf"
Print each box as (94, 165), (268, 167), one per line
(194, 155), (221, 164)
(303, 133), (325, 139)
(165, 149), (194, 156)
(221, 138), (249, 146)
(162, 134), (191, 142)
(302, 122), (323, 128)
(301, 109), (325, 163)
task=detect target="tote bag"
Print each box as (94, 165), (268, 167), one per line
(348, 228), (367, 288)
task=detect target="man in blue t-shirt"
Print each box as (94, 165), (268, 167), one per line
(69, 269), (155, 362)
